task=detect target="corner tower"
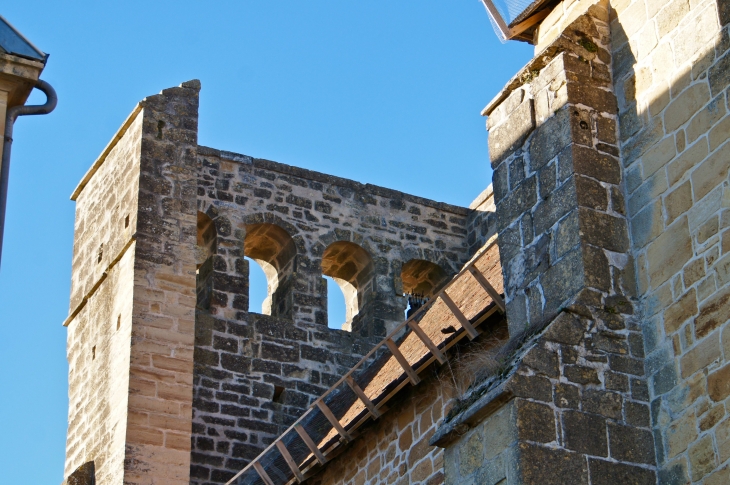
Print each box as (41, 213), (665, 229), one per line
(63, 81), (201, 484)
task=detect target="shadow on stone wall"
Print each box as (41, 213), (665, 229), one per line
(612, 2), (730, 482)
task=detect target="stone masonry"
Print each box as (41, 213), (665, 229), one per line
(63, 78), (482, 483)
(61, 0), (730, 484)
(609, 0), (730, 483)
(65, 81), (201, 484)
(431, 4), (659, 484)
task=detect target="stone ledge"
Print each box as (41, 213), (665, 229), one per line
(469, 184), (495, 211)
(430, 379), (514, 448)
(430, 303), (570, 448)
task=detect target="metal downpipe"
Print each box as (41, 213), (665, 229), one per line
(0, 79), (57, 269)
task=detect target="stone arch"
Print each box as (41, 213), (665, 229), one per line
(244, 223), (297, 318)
(401, 259), (448, 318)
(401, 259), (448, 297)
(321, 241), (374, 329)
(196, 211), (217, 310)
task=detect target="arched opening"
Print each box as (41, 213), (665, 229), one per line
(401, 259), (448, 318)
(246, 257), (269, 314)
(244, 223), (297, 319)
(321, 241), (374, 330)
(324, 275), (347, 330)
(196, 212), (217, 310)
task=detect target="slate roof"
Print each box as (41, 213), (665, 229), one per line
(0, 15), (47, 63)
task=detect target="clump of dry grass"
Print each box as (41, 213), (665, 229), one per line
(439, 318), (552, 422)
(438, 325), (509, 400)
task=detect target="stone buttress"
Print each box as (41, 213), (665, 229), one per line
(432, 4), (658, 484)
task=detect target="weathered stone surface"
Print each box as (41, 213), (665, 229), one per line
(544, 312), (585, 345)
(708, 363), (730, 402)
(646, 216), (692, 289)
(664, 288), (698, 334)
(665, 83), (711, 132)
(488, 99), (536, 164)
(533, 179), (578, 235)
(571, 145), (622, 185)
(529, 108), (573, 170)
(608, 423), (656, 464)
(589, 459), (656, 485)
(583, 389), (623, 419)
(563, 411), (608, 456)
(519, 443), (588, 484)
(579, 207), (630, 252)
(688, 434), (718, 481)
(695, 287), (730, 339)
(496, 176), (538, 231)
(516, 399), (556, 443)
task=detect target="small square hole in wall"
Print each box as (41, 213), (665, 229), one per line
(272, 385), (285, 403)
(97, 244), (103, 264)
(116, 314), (121, 331)
(124, 215), (129, 228)
(92, 346), (96, 360)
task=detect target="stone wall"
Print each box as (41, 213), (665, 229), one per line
(195, 147), (472, 335)
(466, 186), (498, 256)
(189, 311), (380, 483)
(433, 5), (658, 484)
(64, 107), (143, 483)
(611, 0), (730, 482)
(189, 147), (476, 483)
(441, 400), (518, 484)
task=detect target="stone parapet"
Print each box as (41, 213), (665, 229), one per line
(195, 146), (471, 336)
(189, 142), (475, 482)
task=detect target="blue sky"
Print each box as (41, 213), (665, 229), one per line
(0, 2), (531, 482)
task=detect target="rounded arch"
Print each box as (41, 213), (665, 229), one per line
(196, 211), (217, 310)
(322, 241), (374, 328)
(401, 259), (448, 318)
(400, 259), (448, 297)
(244, 223), (297, 318)
(197, 211), (217, 267)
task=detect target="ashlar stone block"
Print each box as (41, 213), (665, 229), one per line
(488, 99), (535, 165)
(646, 216), (692, 288)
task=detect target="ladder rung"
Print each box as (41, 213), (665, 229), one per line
(440, 292), (479, 340)
(294, 424), (326, 465)
(316, 401), (352, 441)
(346, 376), (381, 418)
(275, 441), (304, 482)
(468, 265), (505, 312)
(407, 319), (446, 364)
(252, 462), (275, 485)
(385, 338), (420, 386)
